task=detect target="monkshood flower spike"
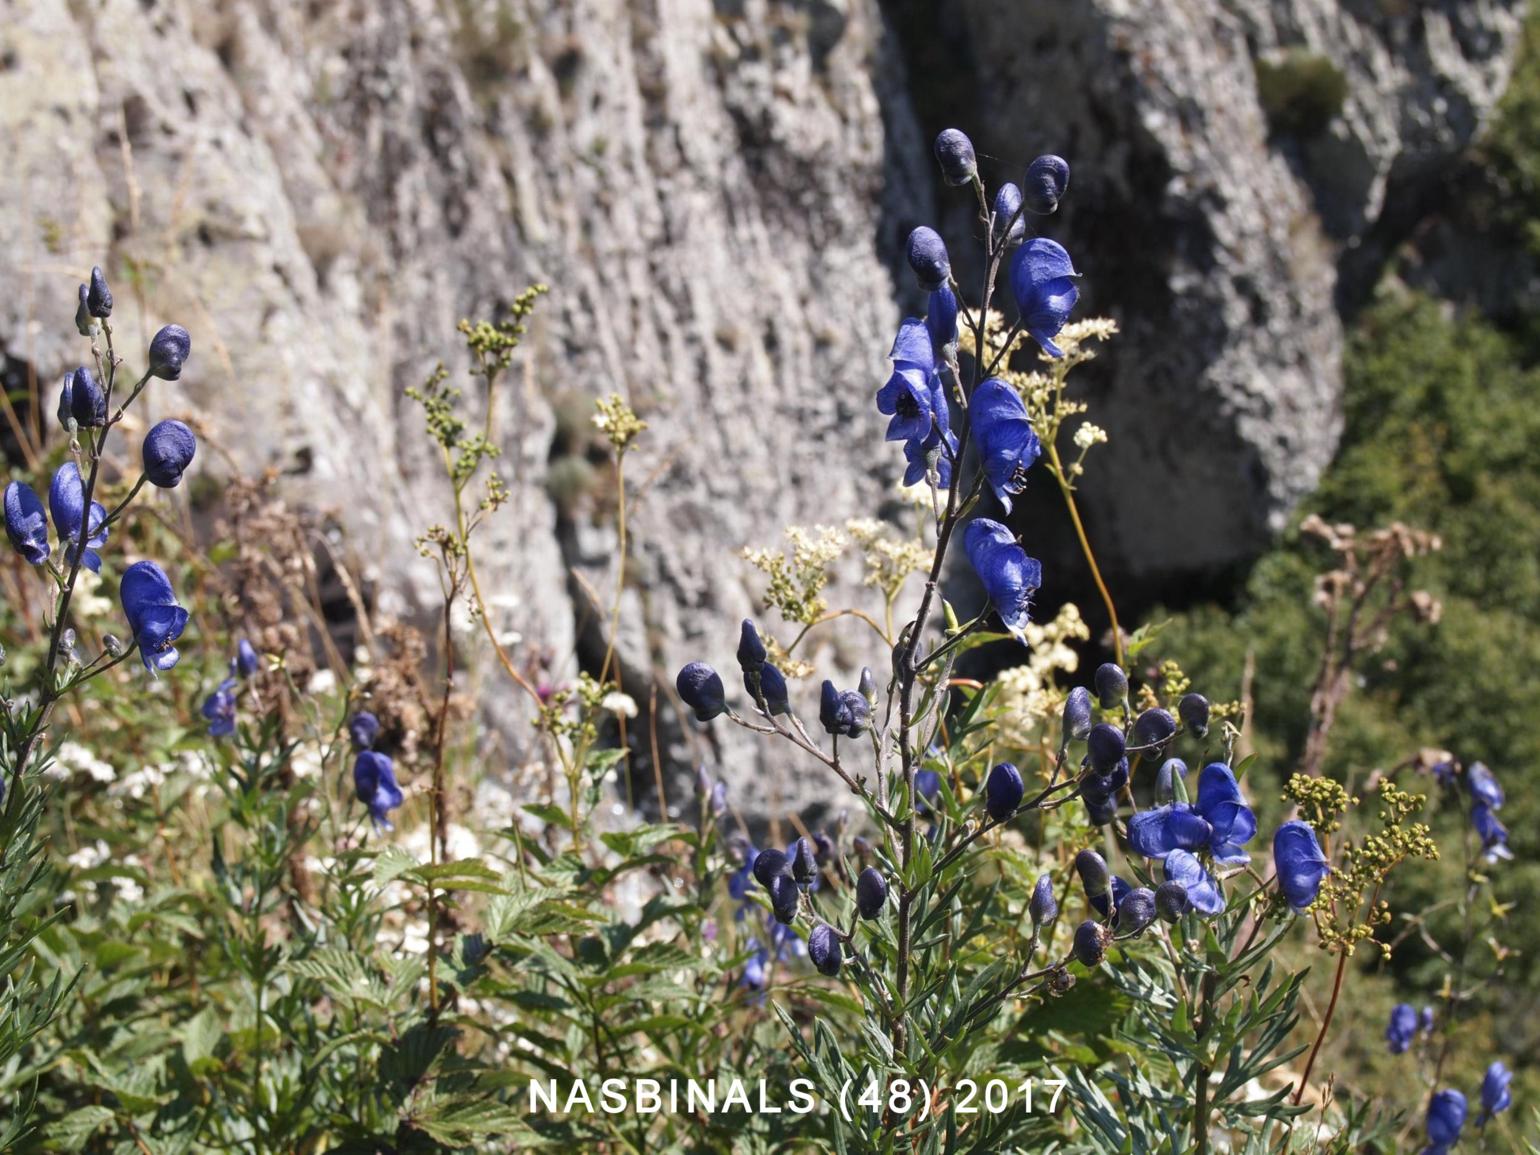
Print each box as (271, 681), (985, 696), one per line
(1272, 820), (1329, 911)
(970, 379), (1042, 513)
(50, 462), (109, 574)
(4, 480), (50, 565)
(1009, 237), (1080, 357)
(963, 518), (1042, 639)
(143, 420), (198, 488)
(353, 749), (405, 830)
(119, 560), (190, 672)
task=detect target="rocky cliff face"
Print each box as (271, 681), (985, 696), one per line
(0, 0), (1522, 820)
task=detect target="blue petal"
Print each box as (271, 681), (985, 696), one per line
(888, 317), (934, 369)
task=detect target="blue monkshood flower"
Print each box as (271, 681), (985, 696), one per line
(353, 749), (405, 829)
(1074, 849), (1109, 899)
(963, 518), (1042, 639)
(992, 182), (1026, 247)
(1023, 154), (1070, 215)
(677, 661), (727, 721)
(1155, 881), (1189, 922)
(1062, 686), (1093, 743)
(970, 379), (1042, 513)
(1093, 662), (1127, 708)
(737, 619), (766, 671)
(1118, 888), (1157, 935)
(933, 128), (977, 185)
(1086, 723), (1125, 772)
(120, 560), (189, 672)
(4, 480), (50, 565)
(757, 663), (791, 715)
(1470, 803), (1512, 863)
(1089, 875), (1133, 923)
(768, 874), (799, 924)
(1194, 762), (1257, 864)
(1163, 850), (1223, 916)
(69, 366), (107, 429)
(1073, 920), (1109, 967)
(902, 421), (956, 490)
(1127, 802), (1212, 859)
(1009, 238), (1080, 357)
(1273, 820), (1330, 912)
(1156, 758), (1188, 803)
(50, 462), (109, 573)
(201, 677), (237, 738)
(74, 285), (94, 337)
(927, 285), (959, 359)
(148, 324), (192, 380)
(906, 226), (951, 291)
(234, 638), (260, 678)
(1131, 708), (1176, 757)
(87, 266), (113, 318)
(1425, 1089), (1467, 1153)
(790, 838), (818, 886)
(1178, 692), (1211, 738)
(1420, 1006), (1435, 1037)
(741, 938), (770, 994)
(985, 761), (1025, 820)
(856, 867), (887, 919)
(1465, 761), (1504, 810)
(877, 319), (942, 443)
(1386, 1003), (1418, 1054)
(1479, 1060), (1513, 1123)
(808, 923), (842, 977)
(818, 680), (869, 737)
(752, 848), (790, 888)
(1030, 874), (1058, 926)
(142, 419), (197, 488)
(349, 711), (381, 749)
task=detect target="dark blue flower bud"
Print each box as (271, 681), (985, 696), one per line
(1425, 1089), (1467, 1148)
(933, 128), (977, 186)
(1084, 794), (1119, 825)
(819, 679), (840, 732)
(1117, 888), (1157, 935)
(1481, 1061), (1513, 1122)
(856, 867), (887, 919)
(1062, 686), (1093, 743)
(1131, 708), (1176, 756)
(1075, 849), (1109, 898)
(737, 619), (766, 671)
(4, 480), (50, 566)
(202, 677), (237, 738)
(992, 182), (1026, 247)
(142, 419), (197, 488)
(858, 665), (877, 703)
(74, 284), (94, 337)
(752, 847), (789, 889)
(1029, 873), (1058, 926)
(819, 680), (869, 737)
(927, 285), (959, 360)
(1072, 919), (1108, 967)
(235, 638), (261, 678)
(768, 874), (800, 924)
(677, 661), (727, 721)
(1178, 692), (1210, 738)
(790, 837), (818, 885)
(349, 711), (381, 749)
(808, 923), (842, 976)
(1419, 1006), (1434, 1036)
(148, 324), (192, 381)
(1023, 154), (1070, 215)
(1155, 880), (1189, 922)
(57, 374), (76, 433)
(985, 761), (1025, 820)
(1093, 663), (1127, 709)
(87, 266), (113, 318)
(353, 750), (404, 829)
(905, 226), (951, 292)
(758, 663), (791, 715)
(1086, 723), (1125, 772)
(69, 366), (106, 428)
(813, 831), (834, 864)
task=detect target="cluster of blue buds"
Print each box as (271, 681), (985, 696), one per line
(200, 639), (262, 738)
(349, 709), (403, 830)
(3, 266), (196, 674)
